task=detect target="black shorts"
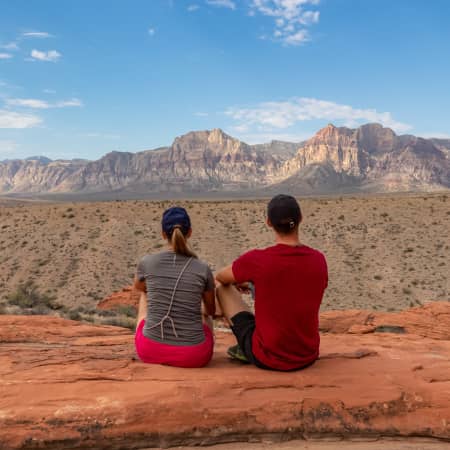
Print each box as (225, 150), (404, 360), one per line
(229, 311), (269, 369)
(229, 311), (316, 372)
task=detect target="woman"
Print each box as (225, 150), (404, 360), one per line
(134, 206), (216, 368)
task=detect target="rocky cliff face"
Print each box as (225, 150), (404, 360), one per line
(0, 124), (448, 196)
(277, 123), (450, 191)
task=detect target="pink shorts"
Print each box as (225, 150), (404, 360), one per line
(135, 320), (214, 368)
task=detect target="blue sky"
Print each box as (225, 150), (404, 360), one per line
(0, 0), (449, 160)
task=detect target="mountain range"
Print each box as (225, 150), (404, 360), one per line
(1, 123), (449, 197)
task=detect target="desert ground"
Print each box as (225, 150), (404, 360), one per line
(0, 193), (448, 325)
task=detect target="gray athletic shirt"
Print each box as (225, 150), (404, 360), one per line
(136, 251), (215, 346)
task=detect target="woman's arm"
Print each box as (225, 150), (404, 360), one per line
(133, 275), (147, 293)
(202, 290), (216, 317)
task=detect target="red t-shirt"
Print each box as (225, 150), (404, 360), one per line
(232, 244), (328, 371)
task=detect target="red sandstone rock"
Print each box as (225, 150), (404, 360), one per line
(97, 285), (140, 310)
(320, 301), (450, 340)
(99, 287), (450, 341)
(0, 303), (449, 449)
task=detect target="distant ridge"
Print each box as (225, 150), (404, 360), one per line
(0, 124), (449, 197)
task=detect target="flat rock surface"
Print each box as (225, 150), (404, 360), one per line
(0, 303), (449, 450)
(175, 440), (450, 450)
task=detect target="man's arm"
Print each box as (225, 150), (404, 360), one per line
(215, 264), (236, 286)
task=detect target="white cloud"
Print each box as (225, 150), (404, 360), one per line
(251, 0), (320, 46)
(30, 49), (61, 62)
(56, 98), (83, 108)
(43, 88), (56, 94)
(0, 109), (42, 128)
(195, 112), (209, 117)
(225, 97), (412, 134)
(0, 53), (13, 60)
(22, 31), (52, 38)
(284, 29), (309, 45)
(7, 99), (49, 109)
(206, 0), (236, 10)
(0, 42), (19, 51)
(6, 97), (83, 109)
(188, 4), (200, 11)
(148, 28), (156, 36)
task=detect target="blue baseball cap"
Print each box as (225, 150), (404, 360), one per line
(162, 207), (191, 236)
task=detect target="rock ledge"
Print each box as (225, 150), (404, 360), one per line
(0, 302), (449, 449)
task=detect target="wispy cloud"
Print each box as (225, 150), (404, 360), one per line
(30, 49), (61, 62)
(187, 4), (200, 11)
(206, 0), (236, 10)
(148, 27), (156, 36)
(251, 0), (320, 46)
(0, 53), (13, 60)
(225, 97), (412, 134)
(0, 42), (19, 51)
(0, 109), (42, 128)
(6, 97), (83, 109)
(22, 31), (53, 38)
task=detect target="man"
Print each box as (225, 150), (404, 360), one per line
(215, 194), (328, 371)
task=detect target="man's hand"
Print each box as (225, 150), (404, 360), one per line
(235, 282), (251, 294)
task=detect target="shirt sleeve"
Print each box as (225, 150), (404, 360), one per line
(205, 266), (215, 292)
(136, 257), (147, 282)
(232, 250), (259, 284)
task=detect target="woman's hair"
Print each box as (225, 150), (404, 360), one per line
(169, 226), (197, 258)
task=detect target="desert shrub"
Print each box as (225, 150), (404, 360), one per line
(68, 309), (82, 321)
(7, 281), (62, 311)
(114, 305), (137, 317)
(101, 316), (135, 329)
(96, 308), (117, 317)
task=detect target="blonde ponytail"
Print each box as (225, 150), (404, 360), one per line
(171, 227), (197, 258)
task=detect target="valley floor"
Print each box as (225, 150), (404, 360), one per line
(0, 193), (448, 323)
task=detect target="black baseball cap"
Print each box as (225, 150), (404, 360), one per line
(267, 194), (302, 233)
(162, 206), (191, 236)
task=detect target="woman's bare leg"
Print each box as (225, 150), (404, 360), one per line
(136, 291), (147, 331)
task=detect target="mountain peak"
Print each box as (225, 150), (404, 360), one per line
(315, 123), (339, 138)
